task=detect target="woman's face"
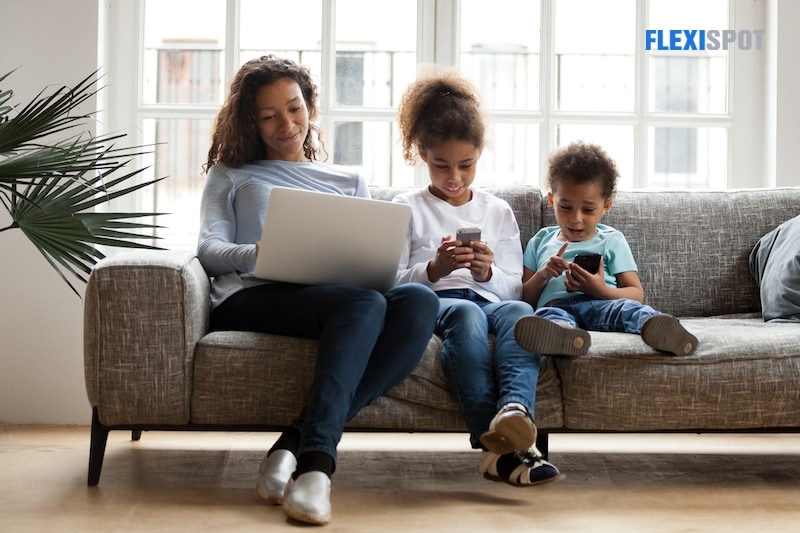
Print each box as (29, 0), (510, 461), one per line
(254, 77), (310, 162)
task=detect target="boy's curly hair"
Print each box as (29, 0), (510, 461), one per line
(397, 68), (485, 164)
(547, 141), (618, 199)
(203, 55), (323, 172)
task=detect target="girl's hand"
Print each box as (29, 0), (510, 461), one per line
(427, 235), (473, 282)
(565, 256), (606, 296)
(467, 240), (494, 282)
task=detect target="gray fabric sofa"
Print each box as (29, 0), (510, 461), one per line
(83, 185), (800, 486)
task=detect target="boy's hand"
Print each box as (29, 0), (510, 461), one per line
(539, 242), (570, 280)
(565, 256), (606, 295)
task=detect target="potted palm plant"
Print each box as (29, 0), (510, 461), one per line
(0, 68), (164, 296)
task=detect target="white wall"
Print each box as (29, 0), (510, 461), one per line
(0, 0), (798, 424)
(766, 0), (800, 187)
(0, 0), (98, 424)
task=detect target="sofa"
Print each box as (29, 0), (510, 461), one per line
(83, 185), (800, 486)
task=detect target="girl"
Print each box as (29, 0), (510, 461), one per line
(393, 69), (563, 487)
(197, 55), (439, 525)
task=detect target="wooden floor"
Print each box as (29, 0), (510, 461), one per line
(2, 425), (800, 532)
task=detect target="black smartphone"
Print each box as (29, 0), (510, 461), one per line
(456, 227), (481, 247)
(573, 253), (601, 274)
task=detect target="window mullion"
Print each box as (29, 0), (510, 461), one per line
(434, 0), (458, 66)
(539, 0), (554, 189)
(225, 0), (240, 85)
(320, 0), (336, 156)
(634, 0), (649, 188)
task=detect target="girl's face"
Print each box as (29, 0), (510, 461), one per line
(254, 77), (310, 162)
(548, 178), (612, 242)
(419, 139), (482, 206)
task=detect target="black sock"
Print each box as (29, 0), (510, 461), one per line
(294, 451), (335, 479)
(494, 452), (522, 479)
(268, 427), (302, 457)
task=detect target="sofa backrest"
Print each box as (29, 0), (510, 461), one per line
(543, 188), (800, 317)
(373, 185), (800, 318)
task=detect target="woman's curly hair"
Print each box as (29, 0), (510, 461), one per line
(397, 68), (485, 164)
(547, 141), (619, 199)
(203, 55), (323, 172)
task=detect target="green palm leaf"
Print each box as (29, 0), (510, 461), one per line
(0, 68), (167, 297)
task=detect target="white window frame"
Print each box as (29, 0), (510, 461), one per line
(99, 0), (767, 221)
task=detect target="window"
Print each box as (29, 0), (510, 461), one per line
(102, 0), (764, 250)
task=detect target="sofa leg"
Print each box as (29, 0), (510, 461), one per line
(132, 430), (142, 441)
(536, 431), (549, 459)
(88, 408), (110, 486)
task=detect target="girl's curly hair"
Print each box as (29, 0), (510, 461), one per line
(397, 68), (485, 164)
(547, 141), (619, 199)
(203, 55), (323, 172)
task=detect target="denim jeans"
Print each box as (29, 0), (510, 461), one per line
(434, 289), (540, 449)
(211, 282), (439, 462)
(534, 294), (659, 333)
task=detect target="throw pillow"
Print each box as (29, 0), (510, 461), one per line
(749, 214), (800, 322)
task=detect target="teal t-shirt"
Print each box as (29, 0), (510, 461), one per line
(522, 224), (638, 308)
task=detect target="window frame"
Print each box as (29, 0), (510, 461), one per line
(100, 0), (766, 245)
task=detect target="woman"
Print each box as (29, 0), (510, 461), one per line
(197, 55), (438, 525)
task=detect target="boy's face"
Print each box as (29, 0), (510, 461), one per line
(548, 178), (612, 242)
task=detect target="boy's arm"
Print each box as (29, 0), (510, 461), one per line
(567, 261), (645, 303)
(522, 266), (549, 306)
(521, 242), (570, 306)
(612, 271), (645, 303)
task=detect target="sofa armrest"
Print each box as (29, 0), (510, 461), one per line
(84, 250), (210, 425)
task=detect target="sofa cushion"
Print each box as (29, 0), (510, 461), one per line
(191, 331), (564, 430)
(749, 214), (800, 322)
(556, 317), (800, 431)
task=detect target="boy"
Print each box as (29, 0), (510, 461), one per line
(515, 141), (697, 357)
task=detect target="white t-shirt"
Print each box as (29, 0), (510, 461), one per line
(392, 187), (523, 302)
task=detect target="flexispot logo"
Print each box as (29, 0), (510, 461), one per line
(645, 29), (765, 51)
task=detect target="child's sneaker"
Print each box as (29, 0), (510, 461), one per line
(479, 446), (565, 486)
(641, 314), (698, 356)
(479, 403), (536, 455)
(514, 315), (591, 356)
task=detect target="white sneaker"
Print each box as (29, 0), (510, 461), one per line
(479, 404), (537, 455)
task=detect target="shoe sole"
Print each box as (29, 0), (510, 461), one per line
(257, 484), (284, 505)
(479, 413), (537, 455)
(641, 315), (698, 356)
(483, 471), (567, 486)
(284, 503), (331, 525)
(514, 316), (591, 357)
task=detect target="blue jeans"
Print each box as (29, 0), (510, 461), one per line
(535, 294), (659, 333)
(211, 282), (439, 462)
(434, 289), (540, 449)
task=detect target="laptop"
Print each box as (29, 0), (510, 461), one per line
(252, 187), (411, 292)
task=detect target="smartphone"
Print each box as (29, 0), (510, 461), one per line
(573, 253), (601, 274)
(456, 227), (481, 247)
